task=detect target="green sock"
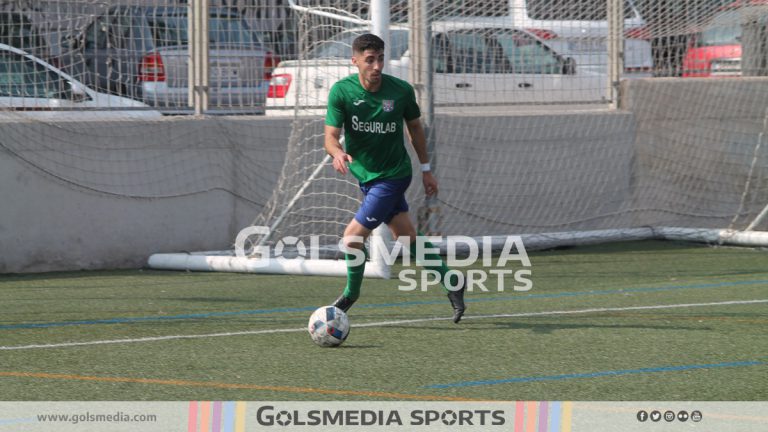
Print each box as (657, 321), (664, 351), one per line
(409, 234), (460, 293)
(342, 247), (367, 301)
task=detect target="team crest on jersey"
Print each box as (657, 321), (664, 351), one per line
(382, 99), (395, 112)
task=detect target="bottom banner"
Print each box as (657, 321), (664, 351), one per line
(0, 401), (765, 431)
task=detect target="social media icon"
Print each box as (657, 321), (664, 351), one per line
(650, 411), (662, 422)
(677, 410), (689, 422)
(636, 410), (648, 422)
(664, 411), (675, 422)
(691, 410), (702, 422)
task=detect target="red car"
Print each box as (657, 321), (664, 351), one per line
(683, 1), (768, 77)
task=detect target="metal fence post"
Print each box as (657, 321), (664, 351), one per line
(189, 0), (209, 115)
(607, 0), (623, 109)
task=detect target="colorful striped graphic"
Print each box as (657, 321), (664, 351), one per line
(538, 401), (549, 432)
(212, 402), (222, 432)
(199, 401), (210, 432)
(526, 401), (538, 431)
(222, 402), (235, 432)
(189, 401), (246, 432)
(550, 402), (562, 432)
(513, 401), (573, 432)
(235, 402), (247, 432)
(562, 401), (573, 432)
(188, 401), (197, 432)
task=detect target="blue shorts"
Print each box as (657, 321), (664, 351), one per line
(354, 176), (412, 230)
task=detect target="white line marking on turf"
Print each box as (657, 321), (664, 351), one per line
(1, 299), (766, 351)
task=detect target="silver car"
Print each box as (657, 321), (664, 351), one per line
(59, 6), (271, 114)
(504, 0), (653, 77)
(0, 43), (160, 120)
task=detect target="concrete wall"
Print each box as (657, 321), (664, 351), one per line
(432, 111), (637, 235)
(622, 78), (768, 229)
(0, 155), (236, 272)
(0, 116), (291, 273)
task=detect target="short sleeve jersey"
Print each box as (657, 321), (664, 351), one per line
(325, 74), (421, 184)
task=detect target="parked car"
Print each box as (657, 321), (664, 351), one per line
(0, 9), (52, 63)
(267, 21), (606, 113)
(392, 0), (652, 75)
(682, 1), (768, 77)
(0, 43), (161, 120)
(58, 6), (275, 114)
(504, 0), (653, 77)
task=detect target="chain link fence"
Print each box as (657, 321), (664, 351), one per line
(1, 0), (767, 115)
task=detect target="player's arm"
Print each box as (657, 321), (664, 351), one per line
(324, 85), (352, 175)
(325, 125), (352, 175)
(405, 117), (437, 197)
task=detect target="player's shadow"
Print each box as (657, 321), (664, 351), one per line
(384, 320), (712, 334)
(483, 320), (713, 334)
(336, 344), (381, 349)
(175, 297), (253, 302)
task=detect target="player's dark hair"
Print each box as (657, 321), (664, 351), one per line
(352, 34), (385, 54)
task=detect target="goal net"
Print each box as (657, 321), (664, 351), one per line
(149, 0), (768, 276)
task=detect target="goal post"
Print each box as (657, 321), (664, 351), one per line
(147, 224), (392, 278)
(151, 1), (398, 278)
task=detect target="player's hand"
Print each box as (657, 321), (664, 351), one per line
(332, 152), (353, 175)
(422, 171), (438, 196)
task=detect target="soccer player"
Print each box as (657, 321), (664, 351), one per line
(324, 33), (466, 323)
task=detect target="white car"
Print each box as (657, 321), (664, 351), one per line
(0, 43), (161, 120)
(267, 21), (608, 114)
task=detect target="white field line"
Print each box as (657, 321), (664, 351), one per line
(1, 299), (766, 351)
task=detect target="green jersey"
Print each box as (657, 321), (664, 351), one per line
(325, 73), (421, 183)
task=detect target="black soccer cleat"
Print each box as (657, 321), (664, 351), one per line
(446, 282), (466, 323)
(332, 294), (356, 312)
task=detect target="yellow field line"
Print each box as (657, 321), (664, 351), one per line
(0, 371), (488, 401)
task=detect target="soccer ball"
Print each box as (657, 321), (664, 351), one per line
(307, 306), (350, 347)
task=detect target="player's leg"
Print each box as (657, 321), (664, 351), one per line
(332, 218), (371, 312)
(387, 212), (466, 323)
(332, 178), (408, 312)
